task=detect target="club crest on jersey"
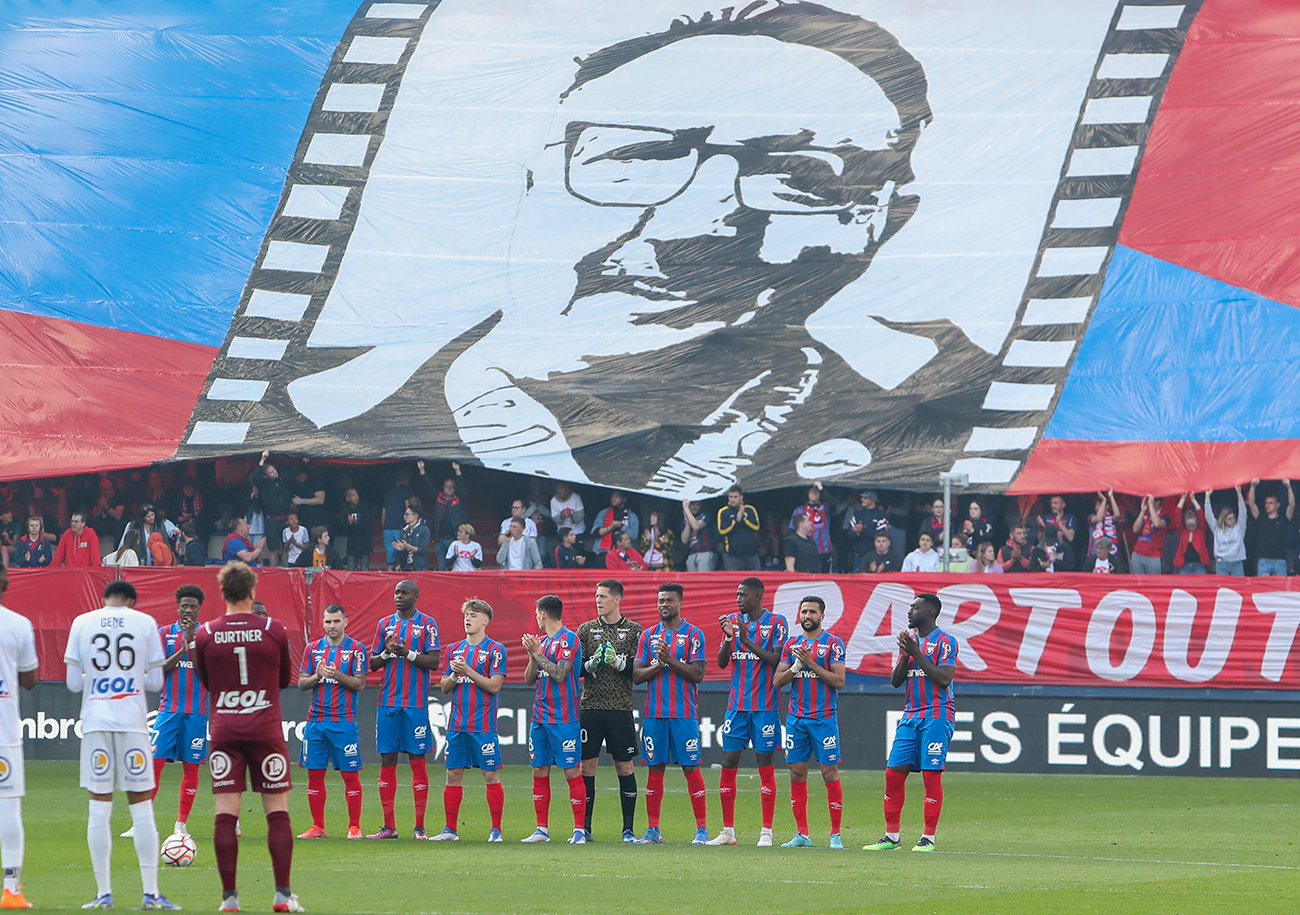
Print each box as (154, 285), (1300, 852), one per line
(410, 626), (424, 639)
(125, 749), (149, 776)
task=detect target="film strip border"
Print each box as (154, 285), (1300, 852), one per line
(178, 2), (440, 451)
(950, 0), (1202, 486)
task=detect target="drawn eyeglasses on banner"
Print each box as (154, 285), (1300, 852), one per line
(562, 120), (905, 215)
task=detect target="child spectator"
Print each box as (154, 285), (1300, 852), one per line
(552, 527), (585, 569)
(1204, 486), (1247, 576)
(281, 512), (309, 566)
(179, 522), (206, 566)
(147, 530), (176, 566)
(639, 509), (674, 571)
(902, 531), (941, 572)
(295, 526), (342, 569)
(860, 532), (902, 573)
(11, 518), (53, 568)
(973, 540), (1003, 573)
(946, 534), (972, 572)
(445, 523), (484, 571)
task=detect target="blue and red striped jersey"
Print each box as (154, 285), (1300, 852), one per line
(902, 628), (958, 721)
(531, 626), (582, 724)
(781, 631), (845, 719)
(636, 621), (705, 720)
(158, 622), (206, 715)
(443, 637), (506, 733)
(724, 609), (789, 713)
(301, 635), (367, 722)
(371, 611), (440, 708)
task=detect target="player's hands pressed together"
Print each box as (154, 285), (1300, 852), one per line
(656, 639), (673, 666)
(449, 656), (469, 676)
(385, 635), (406, 656)
(897, 629), (920, 659)
(521, 633), (542, 660)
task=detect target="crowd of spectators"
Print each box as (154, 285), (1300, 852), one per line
(0, 456), (1290, 577)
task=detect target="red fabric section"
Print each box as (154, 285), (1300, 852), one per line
(883, 768), (907, 833)
(0, 312), (215, 480)
(758, 765), (776, 829)
(718, 767), (737, 828)
(532, 776), (551, 828)
(566, 775), (587, 830)
(409, 757), (428, 829)
(379, 765), (397, 829)
(485, 781), (504, 831)
(307, 768), (327, 828)
(179, 762), (200, 823)
(341, 771), (363, 829)
(645, 770), (664, 829)
(922, 770), (944, 835)
(1120, 0), (1300, 308)
(443, 785), (462, 832)
(789, 780), (809, 836)
(1014, 438), (1300, 497)
(685, 768), (707, 829)
(826, 779), (843, 834)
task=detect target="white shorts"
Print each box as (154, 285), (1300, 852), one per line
(0, 745), (25, 797)
(80, 731), (154, 794)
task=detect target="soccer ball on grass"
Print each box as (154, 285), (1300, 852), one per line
(161, 832), (197, 867)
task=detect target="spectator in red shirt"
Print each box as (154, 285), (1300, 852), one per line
(1087, 489), (1122, 558)
(52, 512), (100, 567)
(998, 525), (1032, 572)
(1171, 493), (1209, 574)
(1130, 495), (1170, 575)
(604, 531), (646, 571)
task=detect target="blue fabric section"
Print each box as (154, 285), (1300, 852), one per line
(0, 1), (357, 345)
(1046, 245), (1300, 442)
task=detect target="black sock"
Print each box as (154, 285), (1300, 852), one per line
(618, 772), (638, 833)
(583, 776), (596, 832)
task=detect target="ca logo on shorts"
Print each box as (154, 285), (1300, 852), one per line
(91, 749), (111, 777)
(761, 724), (776, 736)
(413, 726), (428, 739)
(685, 738), (699, 752)
(190, 737), (205, 750)
(209, 751), (232, 780)
(344, 743), (359, 756)
(927, 741), (944, 753)
(262, 753), (287, 782)
(480, 742), (496, 755)
(125, 749), (149, 776)
(562, 739), (577, 752)
(0, 757), (11, 783)
(822, 735), (837, 748)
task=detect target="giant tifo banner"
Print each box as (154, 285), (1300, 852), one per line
(5, 569), (1298, 690)
(6, 2), (1300, 496)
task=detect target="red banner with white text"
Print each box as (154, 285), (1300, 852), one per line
(5, 569), (1298, 688)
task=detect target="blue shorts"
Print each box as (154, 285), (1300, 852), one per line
(721, 709), (781, 754)
(529, 721), (581, 769)
(640, 718), (700, 767)
(383, 529), (403, 564)
(375, 705), (431, 756)
(299, 720), (363, 772)
(151, 711), (207, 764)
(445, 731), (501, 771)
(888, 717), (955, 771)
(784, 714), (841, 765)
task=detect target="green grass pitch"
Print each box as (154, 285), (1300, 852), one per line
(16, 762), (1299, 914)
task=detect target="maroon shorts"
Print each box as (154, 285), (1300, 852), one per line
(209, 739), (293, 794)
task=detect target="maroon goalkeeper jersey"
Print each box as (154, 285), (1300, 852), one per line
(193, 612), (292, 742)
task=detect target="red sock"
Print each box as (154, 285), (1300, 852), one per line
(567, 776), (587, 830)
(213, 813), (239, 893)
(178, 762), (199, 823)
(443, 785), (463, 832)
(719, 767), (737, 829)
(532, 776), (551, 829)
(307, 769), (327, 828)
(410, 758), (429, 829)
(341, 771), (364, 830)
(265, 810), (293, 891)
(485, 782), (504, 831)
(884, 768), (907, 834)
(922, 770), (944, 836)
(645, 771), (665, 829)
(151, 758), (166, 802)
(379, 765), (397, 829)
(790, 780), (809, 835)
(758, 765), (776, 829)
(826, 779), (843, 835)
(685, 768), (708, 829)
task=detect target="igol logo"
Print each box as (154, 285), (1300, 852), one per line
(90, 676), (137, 699)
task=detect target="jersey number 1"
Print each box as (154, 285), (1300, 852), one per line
(234, 646), (249, 685)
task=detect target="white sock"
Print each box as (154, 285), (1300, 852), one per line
(129, 800), (160, 897)
(0, 797), (23, 893)
(885, 831), (900, 842)
(722, 826), (734, 836)
(88, 799), (114, 897)
(921, 833), (935, 842)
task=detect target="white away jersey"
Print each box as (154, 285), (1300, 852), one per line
(64, 606), (165, 733)
(0, 604), (38, 745)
